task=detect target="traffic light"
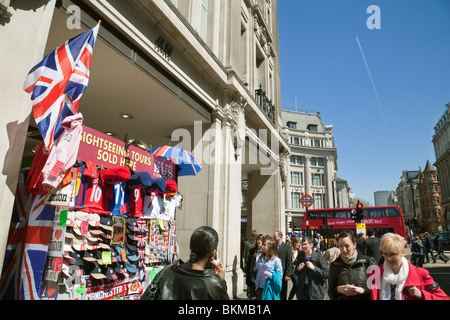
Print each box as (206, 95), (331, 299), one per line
(289, 221), (293, 228)
(355, 202), (364, 223)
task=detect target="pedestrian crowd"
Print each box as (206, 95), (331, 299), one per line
(242, 229), (450, 300)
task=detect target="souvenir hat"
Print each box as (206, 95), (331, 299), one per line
(85, 239), (100, 251)
(61, 263), (71, 279)
(100, 166), (131, 185)
(136, 219), (149, 234)
(99, 216), (113, 232)
(83, 161), (98, 179)
(150, 177), (166, 193)
(164, 180), (177, 194)
(90, 262), (106, 280)
(99, 233), (112, 243)
(126, 248), (138, 262)
(105, 266), (119, 281)
(125, 261), (138, 273)
(126, 218), (139, 232)
(72, 234), (86, 251)
(87, 213), (102, 228)
(83, 250), (97, 262)
(115, 245), (127, 263)
(67, 211), (76, 228)
(115, 262), (127, 275)
(63, 253), (76, 265)
(68, 249), (84, 266)
(65, 227), (75, 239)
(126, 172), (152, 189)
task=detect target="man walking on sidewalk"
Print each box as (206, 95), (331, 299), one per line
(274, 231), (292, 300)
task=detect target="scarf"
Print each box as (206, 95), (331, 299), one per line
(380, 257), (409, 300)
(340, 249), (358, 265)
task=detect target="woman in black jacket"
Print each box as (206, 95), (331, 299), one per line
(153, 226), (230, 300)
(294, 236), (329, 300)
(328, 231), (376, 300)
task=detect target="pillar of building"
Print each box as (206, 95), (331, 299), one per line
(175, 97), (245, 298)
(0, 1), (56, 276)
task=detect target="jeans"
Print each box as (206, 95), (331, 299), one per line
(425, 249), (436, 263)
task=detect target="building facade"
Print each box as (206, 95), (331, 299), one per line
(336, 178), (351, 208)
(433, 102), (450, 230)
(0, 0), (289, 298)
(374, 190), (396, 206)
(396, 170), (422, 233)
(418, 161), (444, 232)
(281, 110), (338, 231)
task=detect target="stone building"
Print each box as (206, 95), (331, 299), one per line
(395, 170), (422, 232)
(418, 161), (444, 232)
(433, 103), (450, 230)
(0, 0), (289, 298)
(281, 110), (338, 230)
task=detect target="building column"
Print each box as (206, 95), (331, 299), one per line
(0, 1), (56, 276)
(304, 155), (312, 197)
(326, 157), (336, 208)
(176, 96), (245, 298)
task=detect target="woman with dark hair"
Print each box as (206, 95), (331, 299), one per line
(328, 231), (376, 300)
(149, 226), (229, 300)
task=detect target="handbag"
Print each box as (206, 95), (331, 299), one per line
(140, 265), (172, 300)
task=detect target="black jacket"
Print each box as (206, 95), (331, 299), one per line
(365, 236), (381, 264)
(277, 242), (293, 277)
(328, 253), (376, 300)
(294, 250), (328, 300)
(156, 260), (230, 300)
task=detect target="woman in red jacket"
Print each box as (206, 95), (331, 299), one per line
(370, 233), (449, 300)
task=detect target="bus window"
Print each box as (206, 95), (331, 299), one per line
(335, 211), (349, 219)
(385, 208), (399, 217)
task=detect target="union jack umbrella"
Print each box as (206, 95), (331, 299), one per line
(0, 170), (56, 300)
(23, 21), (100, 151)
(151, 146), (203, 176)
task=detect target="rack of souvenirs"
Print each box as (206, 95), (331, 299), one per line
(22, 157), (182, 300)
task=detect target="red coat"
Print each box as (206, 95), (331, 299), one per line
(371, 261), (449, 300)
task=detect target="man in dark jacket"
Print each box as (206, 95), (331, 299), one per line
(274, 231), (292, 300)
(365, 229), (381, 265)
(424, 232), (437, 263)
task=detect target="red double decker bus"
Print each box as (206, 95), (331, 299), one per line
(302, 205), (406, 239)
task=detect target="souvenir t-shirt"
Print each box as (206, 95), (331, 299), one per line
(69, 162), (86, 210)
(160, 193), (182, 220)
(108, 182), (129, 217)
(80, 172), (109, 215)
(143, 192), (164, 219)
(128, 188), (145, 218)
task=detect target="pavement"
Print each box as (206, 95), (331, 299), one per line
(236, 247), (450, 300)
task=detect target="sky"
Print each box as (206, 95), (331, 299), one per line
(277, 0), (450, 205)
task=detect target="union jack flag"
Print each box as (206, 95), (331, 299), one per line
(136, 219), (149, 234)
(0, 170), (56, 300)
(23, 22), (100, 151)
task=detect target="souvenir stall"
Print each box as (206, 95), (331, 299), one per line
(2, 122), (200, 300)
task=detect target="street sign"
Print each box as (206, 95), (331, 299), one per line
(299, 194), (314, 208)
(356, 223), (366, 235)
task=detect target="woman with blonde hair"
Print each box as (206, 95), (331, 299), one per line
(370, 233), (449, 300)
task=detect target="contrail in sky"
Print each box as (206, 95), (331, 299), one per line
(356, 36), (393, 146)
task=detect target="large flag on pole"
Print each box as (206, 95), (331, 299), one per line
(23, 21), (100, 151)
(0, 170), (56, 300)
